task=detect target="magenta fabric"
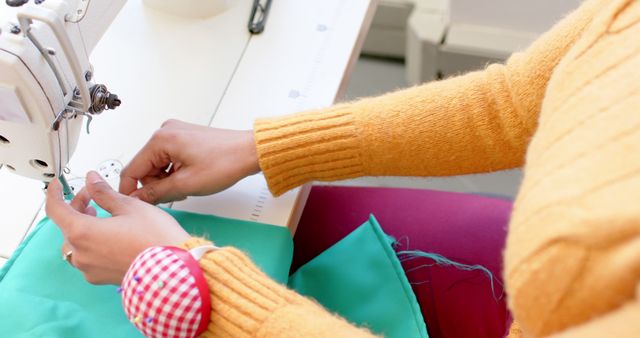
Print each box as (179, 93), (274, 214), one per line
(292, 186), (513, 338)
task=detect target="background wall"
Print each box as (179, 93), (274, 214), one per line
(450, 0), (582, 33)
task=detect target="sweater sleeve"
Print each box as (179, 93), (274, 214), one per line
(180, 238), (377, 338)
(547, 296), (640, 338)
(254, 0), (606, 196)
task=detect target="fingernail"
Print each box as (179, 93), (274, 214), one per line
(87, 171), (104, 184)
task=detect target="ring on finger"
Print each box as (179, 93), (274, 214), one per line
(62, 250), (74, 264)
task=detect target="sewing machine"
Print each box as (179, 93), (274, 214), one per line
(0, 0), (128, 196)
(0, 0), (376, 264)
(0, 0), (248, 196)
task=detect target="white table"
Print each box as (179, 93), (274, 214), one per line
(0, 0), (376, 265)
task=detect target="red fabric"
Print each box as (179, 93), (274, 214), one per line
(167, 247), (212, 337)
(292, 186), (513, 338)
(122, 247), (210, 338)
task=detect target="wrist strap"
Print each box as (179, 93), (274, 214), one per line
(121, 245), (216, 338)
(189, 244), (218, 261)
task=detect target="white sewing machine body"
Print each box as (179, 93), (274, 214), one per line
(0, 0), (126, 183)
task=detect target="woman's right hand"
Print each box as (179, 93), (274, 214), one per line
(119, 119), (261, 204)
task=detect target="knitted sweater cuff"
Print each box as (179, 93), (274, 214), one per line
(180, 237), (295, 338)
(254, 105), (365, 196)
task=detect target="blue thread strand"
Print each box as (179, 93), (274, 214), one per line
(396, 249), (504, 301)
(385, 234), (503, 300)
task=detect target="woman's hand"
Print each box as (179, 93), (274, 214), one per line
(119, 119), (261, 204)
(46, 171), (191, 285)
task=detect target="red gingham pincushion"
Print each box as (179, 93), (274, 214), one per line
(121, 246), (212, 338)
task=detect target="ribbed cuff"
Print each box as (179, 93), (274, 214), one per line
(254, 105), (365, 196)
(180, 238), (296, 338)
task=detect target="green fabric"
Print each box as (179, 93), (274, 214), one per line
(0, 207), (293, 338)
(288, 215), (429, 338)
(0, 210), (427, 338)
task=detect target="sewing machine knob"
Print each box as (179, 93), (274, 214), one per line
(6, 0), (29, 7)
(106, 94), (121, 109)
(88, 84), (121, 114)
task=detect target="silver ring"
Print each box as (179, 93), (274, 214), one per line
(63, 250), (73, 263)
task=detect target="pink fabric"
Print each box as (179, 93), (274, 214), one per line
(292, 186), (513, 338)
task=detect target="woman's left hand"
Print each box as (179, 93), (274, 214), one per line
(46, 171), (191, 285)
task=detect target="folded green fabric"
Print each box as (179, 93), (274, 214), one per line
(288, 215), (429, 338)
(0, 207), (293, 338)
(0, 210), (427, 338)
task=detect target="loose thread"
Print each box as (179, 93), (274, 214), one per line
(396, 250), (504, 301)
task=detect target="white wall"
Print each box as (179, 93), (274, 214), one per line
(450, 0), (583, 33)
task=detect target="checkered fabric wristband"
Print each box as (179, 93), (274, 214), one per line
(120, 245), (217, 338)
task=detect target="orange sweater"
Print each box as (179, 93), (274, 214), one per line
(183, 0), (640, 336)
